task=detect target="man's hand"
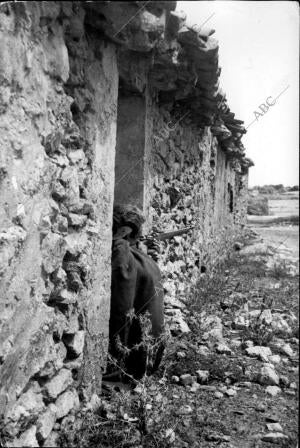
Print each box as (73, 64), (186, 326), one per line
(140, 232), (161, 261)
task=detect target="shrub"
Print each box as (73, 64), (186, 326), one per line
(247, 196), (269, 215)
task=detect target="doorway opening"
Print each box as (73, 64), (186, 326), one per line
(114, 85), (146, 210)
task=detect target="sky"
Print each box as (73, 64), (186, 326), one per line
(176, 1), (299, 187)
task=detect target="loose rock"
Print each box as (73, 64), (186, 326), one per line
(246, 345), (272, 362)
(41, 232), (66, 274)
(225, 388), (237, 397)
(196, 370), (209, 383)
(190, 382), (200, 392)
(266, 423), (283, 432)
(176, 405), (193, 415)
(11, 426), (38, 448)
(215, 342), (232, 354)
(233, 314), (249, 330)
(55, 390), (80, 419)
(258, 365), (280, 386)
(36, 404), (57, 441)
(261, 432), (288, 443)
(214, 391), (224, 399)
(279, 343), (295, 358)
(265, 386), (281, 396)
(180, 374), (194, 386)
(6, 384), (45, 423)
(45, 369), (73, 399)
(43, 430), (60, 448)
(268, 354), (281, 364)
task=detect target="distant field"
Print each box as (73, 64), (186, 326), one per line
(249, 193), (299, 257)
(248, 191), (299, 217)
(269, 197), (299, 217)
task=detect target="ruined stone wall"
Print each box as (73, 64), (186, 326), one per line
(0, 3), (118, 445)
(0, 1), (251, 445)
(145, 100), (248, 333)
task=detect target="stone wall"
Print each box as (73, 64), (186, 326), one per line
(142, 101), (248, 333)
(0, 1), (251, 445)
(0, 3), (117, 445)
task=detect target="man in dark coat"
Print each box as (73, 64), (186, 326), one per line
(108, 204), (165, 380)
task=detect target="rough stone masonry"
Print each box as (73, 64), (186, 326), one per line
(0, 2), (252, 446)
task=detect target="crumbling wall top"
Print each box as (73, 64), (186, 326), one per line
(83, 1), (253, 172)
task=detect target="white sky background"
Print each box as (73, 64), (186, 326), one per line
(176, 1), (299, 187)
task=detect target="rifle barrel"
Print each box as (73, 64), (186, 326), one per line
(156, 226), (195, 241)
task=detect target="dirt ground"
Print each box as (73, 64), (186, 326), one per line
(59, 225), (299, 448)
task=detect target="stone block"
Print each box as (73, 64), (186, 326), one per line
(265, 386), (281, 397)
(36, 404), (57, 441)
(68, 149), (86, 164)
(43, 430), (60, 447)
(51, 267), (68, 287)
(39, 342), (67, 378)
(166, 309), (190, 335)
(55, 389), (79, 419)
(261, 433), (288, 443)
(215, 343), (232, 355)
(225, 388), (237, 397)
(246, 346), (272, 362)
(233, 314), (249, 330)
(10, 425), (38, 448)
(266, 423), (283, 432)
(64, 330), (85, 357)
(278, 343), (295, 358)
(5, 384), (45, 428)
(52, 215), (69, 235)
(180, 374), (195, 386)
(258, 365), (279, 386)
(64, 232), (89, 256)
(41, 232), (66, 274)
(196, 370), (209, 383)
(60, 166), (80, 207)
(67, 213), (87, 227)
(44, 368), (73, 399)
(52, 181), (67, 201)
(63, 313), (80, 335)
(52, 288), (78, 305)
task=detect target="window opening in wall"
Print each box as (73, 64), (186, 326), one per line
(238, 175), (245, 192)
(228, 183), (234, 213)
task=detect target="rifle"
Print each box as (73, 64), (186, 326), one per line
(113, 225), (195, 243)
(151, 226), (195, 241)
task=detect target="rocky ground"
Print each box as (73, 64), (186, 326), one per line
(58, 226), (299, 448)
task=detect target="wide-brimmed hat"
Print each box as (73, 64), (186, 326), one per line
(113, 204), (145, 238)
